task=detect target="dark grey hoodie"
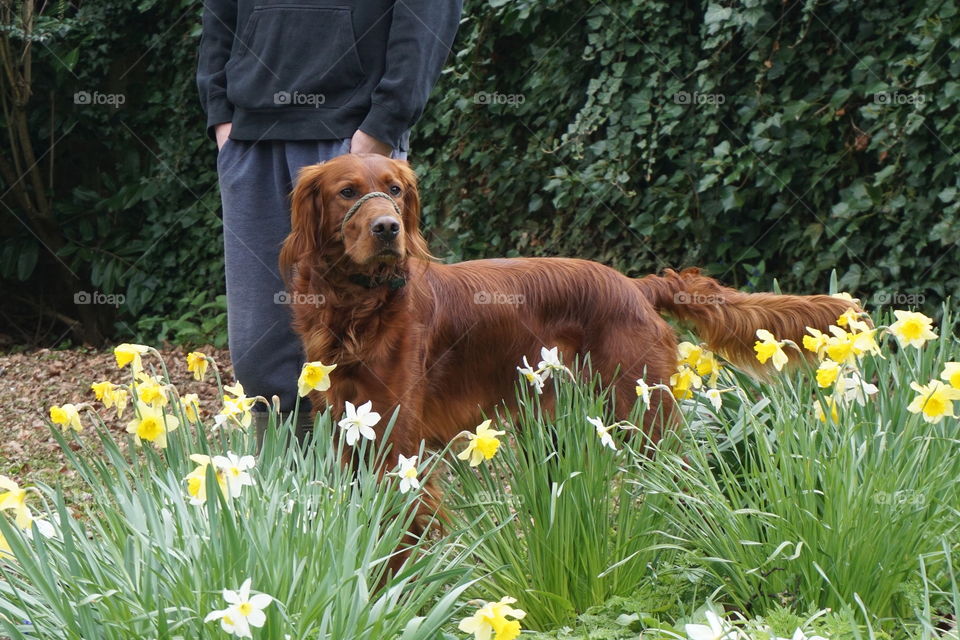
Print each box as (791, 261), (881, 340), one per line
(197, 0), (461, 147)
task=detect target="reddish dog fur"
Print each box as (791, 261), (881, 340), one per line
(279, 153), (857, 552)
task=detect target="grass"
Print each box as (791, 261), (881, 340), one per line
(0, 304), (958, 639)
(444, 365), (673, 630)
(0, 408), (480, 639)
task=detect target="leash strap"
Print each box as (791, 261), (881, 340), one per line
(340, 191), (401, 235)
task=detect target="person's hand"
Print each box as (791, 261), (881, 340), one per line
(215, 122), (232, 150)
(350, 129), (392, 156)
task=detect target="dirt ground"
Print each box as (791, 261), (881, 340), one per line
(0, 346), (233, 494)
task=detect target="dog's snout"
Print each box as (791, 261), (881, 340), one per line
(371, 216), (400, 241)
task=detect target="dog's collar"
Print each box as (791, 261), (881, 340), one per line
(340, 191), (401, 234)
(347, 272), (407, 291)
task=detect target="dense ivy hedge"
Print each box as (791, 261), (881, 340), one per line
(415, 0), (960, 300)
(2, 0), (958, 346)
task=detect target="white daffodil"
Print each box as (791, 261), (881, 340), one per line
(587, 416), (617, 451)
(635, 378), (652, 409)
(517, 356), (546, 394)
(685, 609), (739, 640)
(537, 346), (572, 380)
(393, 454), (420, 494)
(212, 452), (256, 497)
(338, 400), (380, 446)
(704, 388), (724, 411)
(204, 578), (273, 638)
(836, 371), (879, 406)
(775, 628), (828, 640)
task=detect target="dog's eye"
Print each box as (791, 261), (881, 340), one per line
(389, 185), (402, 196)
(339, 187), (357, 199)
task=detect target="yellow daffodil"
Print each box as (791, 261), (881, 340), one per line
(91, 381), (115, 402)
(111, 389), (129, 418)
(889, 310), (938, 349)
(126, 402), (179, 448)
(837, 308), (871, 333)
(831, 292), (857, 302)
(803, 327), (829, 359)
(90, 380), (129, 417)
(185, 454), (227, 505)
(457, 419), (506, 466)
(458, 596), (526, 640)
(696, 351), (722, 384)
(824, 326), (856, 365)
(754, 329), (789, 371)
(114, 343), (150, 373)
(181, 393), (201, 422)
(941, 362), (960, 390)
(680, 342), (722, 384)
(677, 342), (704, 368)
(815, 396), (840, 423)
(49, 403), (83, 432)
(186, 351), (210, 381)
(134, 373), (168, 407)
(215, 382), (257, 430)
(0, 513), (54, 560)
(670, 365), (702, 400)
(907, 380), (960, 424)
(0, 476), (31, 529)
(850, 328), (882, 358)
(297, 361), (337, 396)
(816, 360), (841, 388)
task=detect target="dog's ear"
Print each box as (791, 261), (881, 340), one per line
(395, 160), (433, 261)
(280, 164), (327, 285)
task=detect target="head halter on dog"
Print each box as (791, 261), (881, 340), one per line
(339, 191), (402, 235)
(340, 191), (407, 291)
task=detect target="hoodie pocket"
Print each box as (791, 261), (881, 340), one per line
(226, 5), (365, 111)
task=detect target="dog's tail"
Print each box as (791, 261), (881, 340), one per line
(634, 268), (860, 371)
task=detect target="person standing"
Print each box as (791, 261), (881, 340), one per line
(197, 1), (461, 435)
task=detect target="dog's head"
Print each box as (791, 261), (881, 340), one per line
(280, 154), (431, 283)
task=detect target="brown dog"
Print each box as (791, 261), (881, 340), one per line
(279, 153), (854, 461)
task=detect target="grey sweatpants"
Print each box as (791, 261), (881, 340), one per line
(217, 139), (406, 412)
